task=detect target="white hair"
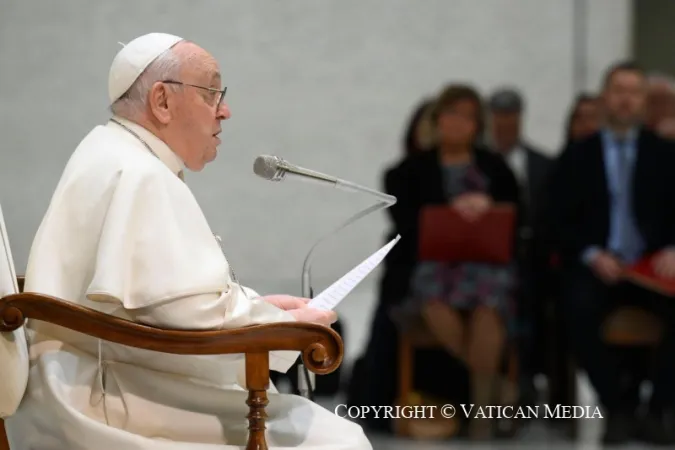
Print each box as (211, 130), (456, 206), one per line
(110, 46), (183, 119)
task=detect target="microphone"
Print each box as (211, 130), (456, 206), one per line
(253, 155), (396, 205)
(253, 154), (398, 401)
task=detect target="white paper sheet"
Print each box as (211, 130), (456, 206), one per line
(308, 234), (401, 311)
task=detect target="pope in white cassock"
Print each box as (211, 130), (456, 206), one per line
(4, 33), (372, 450)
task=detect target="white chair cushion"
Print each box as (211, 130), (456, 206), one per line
(0, 204), (29, 418)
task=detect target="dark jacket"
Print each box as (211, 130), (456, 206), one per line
(548, 128), (675, 267)
(520, 144), (554, 234)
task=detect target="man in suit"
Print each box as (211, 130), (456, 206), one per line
(549, 61), (675, 445)
(486, 88), (553, 407)
(487, 88), (552, 222)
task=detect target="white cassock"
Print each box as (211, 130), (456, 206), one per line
(5, 116), (371, 450)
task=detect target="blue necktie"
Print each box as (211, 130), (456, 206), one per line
(615, 140), (641, 262)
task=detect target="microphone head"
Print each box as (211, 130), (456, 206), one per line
(253, 155), (284, 181)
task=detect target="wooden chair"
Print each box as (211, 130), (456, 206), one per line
(395, 322), (518, 439)
(563, 306), (664, 440)
(0, 276), (343, 450)
(395, 323), (458, 439)
(602, 306), (664, 346)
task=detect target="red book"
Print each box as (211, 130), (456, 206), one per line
(417, 203), (516, 264)
(623, 254), (675, 297)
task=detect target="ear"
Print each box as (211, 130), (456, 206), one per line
(148, 82), (172, 124)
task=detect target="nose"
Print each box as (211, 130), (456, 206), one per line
(216, 102), (231, 121)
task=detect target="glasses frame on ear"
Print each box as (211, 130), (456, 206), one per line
(162, 80), (227, 110)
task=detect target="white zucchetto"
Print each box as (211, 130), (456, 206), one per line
(108, 32), (184, 104)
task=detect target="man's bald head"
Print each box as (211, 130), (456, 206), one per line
(645, 73), (675, 131)
(170, 41), (222, 97)
(648, 73), (675, 91)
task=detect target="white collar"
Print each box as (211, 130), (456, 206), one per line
(107, 116), (185, 176)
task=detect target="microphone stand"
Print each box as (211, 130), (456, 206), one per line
(297, 200), (393, 400)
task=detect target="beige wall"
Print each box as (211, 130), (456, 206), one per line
(634, 0), (675, 76)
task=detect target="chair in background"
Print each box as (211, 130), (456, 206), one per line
(603, 306), (664, 346)
(395, 324), (519, 439)
(561, 306), (664, 440)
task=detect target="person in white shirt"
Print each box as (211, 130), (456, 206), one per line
(4, 32), (371, 450)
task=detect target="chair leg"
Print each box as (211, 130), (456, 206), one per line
(395, 334), (413, 437)
(496, 344), (519, 406)
(245, 352), (270, 450)
(507, 347), (518, 390)
(0, 418), (9, 450)
(567, 356), (578, 440)
(495, 345), (520, 438)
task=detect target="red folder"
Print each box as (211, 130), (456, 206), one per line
(417, 203), (516, 264)
(623, 254), (675, 297)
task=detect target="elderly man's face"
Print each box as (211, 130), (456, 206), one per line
(490, 111), (521, 152)
(163, 42), (230, 171)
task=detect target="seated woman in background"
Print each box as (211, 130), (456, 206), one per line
(389, 84), (520, 440)
(347, 97), (474, 436)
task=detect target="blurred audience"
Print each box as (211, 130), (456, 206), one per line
(344, 57), (675, 446)
(645, 73), (675, 139)
(388, 84), (520, 440)
(401, 98), (437, 155)
(563, 93), (603, 148)
(485, 88), (553, 407)
(548, 61), (675, 445)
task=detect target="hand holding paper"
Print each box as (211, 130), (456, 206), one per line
(289, 308), (337, 326)
(260, 294), (336, 325)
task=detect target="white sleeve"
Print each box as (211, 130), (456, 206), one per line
(125, 283), (300, 373)
(84, 167), (300, 373)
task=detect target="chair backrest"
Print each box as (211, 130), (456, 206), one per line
(0, 205), (28, 419)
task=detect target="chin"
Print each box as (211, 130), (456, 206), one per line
(207, 148), (218, 162)
(185, 160), (206, 172)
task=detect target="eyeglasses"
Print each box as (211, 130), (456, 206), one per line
(162, 80), (227, 110)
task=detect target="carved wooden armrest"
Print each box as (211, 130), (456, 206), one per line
(0, 292), (343, 450)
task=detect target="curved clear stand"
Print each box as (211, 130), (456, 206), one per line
(297, 200), (393, 399)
